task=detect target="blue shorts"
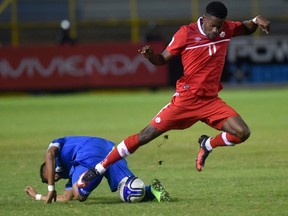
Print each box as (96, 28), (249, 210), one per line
(68, 139), (134, 196)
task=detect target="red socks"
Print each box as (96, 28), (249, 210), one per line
(101, 132), (242, 169)
(101, 134), (140, 169)
(210, 132), (242, 148)
(100, 149), (121, 168)
(122, 134), (140, 154)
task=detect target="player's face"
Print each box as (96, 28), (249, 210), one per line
(41, 165), (62, 183)
(42, 173), (62, 182)
(202, 14), (225, 40)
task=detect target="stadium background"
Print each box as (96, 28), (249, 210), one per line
(0, 0), (288, 91)
(1, 2), (288, 215)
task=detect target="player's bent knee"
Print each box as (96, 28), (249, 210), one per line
(75, 195), (88, 202)
(238, 127), (251, 142)
(73, 186), (89, 202)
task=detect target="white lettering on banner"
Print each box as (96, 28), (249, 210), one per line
(85, 54), (156, 76)
(0, 54), (156, 78)
(228, 37), (288, 63)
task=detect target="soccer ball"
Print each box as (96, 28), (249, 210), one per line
(118, 176), (146, 203)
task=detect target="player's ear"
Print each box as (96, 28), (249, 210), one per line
(55, 173), (62, 181)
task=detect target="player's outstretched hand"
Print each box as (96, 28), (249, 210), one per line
(256, 15), (270, 34)
(25, 186), (37, 199)
(138, 45), (154, 58)
(46, 190), (57, 204)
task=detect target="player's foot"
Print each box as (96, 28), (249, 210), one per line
(151, 179), (171, 202)
(196, 135), (211, 171)
(77, 168), (100, 188)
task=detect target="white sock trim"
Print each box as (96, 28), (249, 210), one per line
(222, 132), (235, 146)
(117, 141), (131, 158)
(205, 137), (213, 151)
(95, 163), (106, 175)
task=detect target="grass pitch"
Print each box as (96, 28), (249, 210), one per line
(0, 87), (287, 216)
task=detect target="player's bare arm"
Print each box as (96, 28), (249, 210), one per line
(44, 146), (58, 203)
(25, 185), (73, 202)
(241, 15), (271, 35)
(138, 45), (173, 65)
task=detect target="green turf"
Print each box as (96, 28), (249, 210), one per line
(0, 88), (287, 216)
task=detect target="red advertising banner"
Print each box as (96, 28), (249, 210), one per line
(0, 42), (168, 91)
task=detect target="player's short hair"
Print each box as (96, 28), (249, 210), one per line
(205, 1), (228, 19)
(40, 162), (48, 183)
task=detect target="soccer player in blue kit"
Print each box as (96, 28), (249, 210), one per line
(25, 136), (171, 203)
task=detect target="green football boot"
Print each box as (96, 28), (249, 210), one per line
(151, 179), (171, 202)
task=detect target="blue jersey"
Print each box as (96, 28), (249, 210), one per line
(48, 136), (134, 195)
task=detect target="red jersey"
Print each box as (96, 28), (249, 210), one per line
(167, 17), (244, 96)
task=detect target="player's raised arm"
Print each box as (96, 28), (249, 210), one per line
(138, 45), (173, 66)
(242, 15), (271, 35)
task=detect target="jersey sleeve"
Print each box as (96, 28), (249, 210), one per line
(47, 137), (64, 151)
(166, 26), (187, 56)
(226, 20), (245, 36)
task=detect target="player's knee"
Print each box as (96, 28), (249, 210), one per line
(237, 126), (250, 142)
(75, 194), (88, 202)
(73, 185), (89, 202)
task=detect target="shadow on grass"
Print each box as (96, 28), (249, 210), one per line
(84, 196), (180, 205)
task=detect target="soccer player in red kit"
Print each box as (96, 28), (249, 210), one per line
(78, 1), (271, 187)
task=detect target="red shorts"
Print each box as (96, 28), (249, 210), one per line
(150, 91), (239, 131)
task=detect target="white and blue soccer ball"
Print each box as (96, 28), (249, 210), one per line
(118, 176), (146, 203)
